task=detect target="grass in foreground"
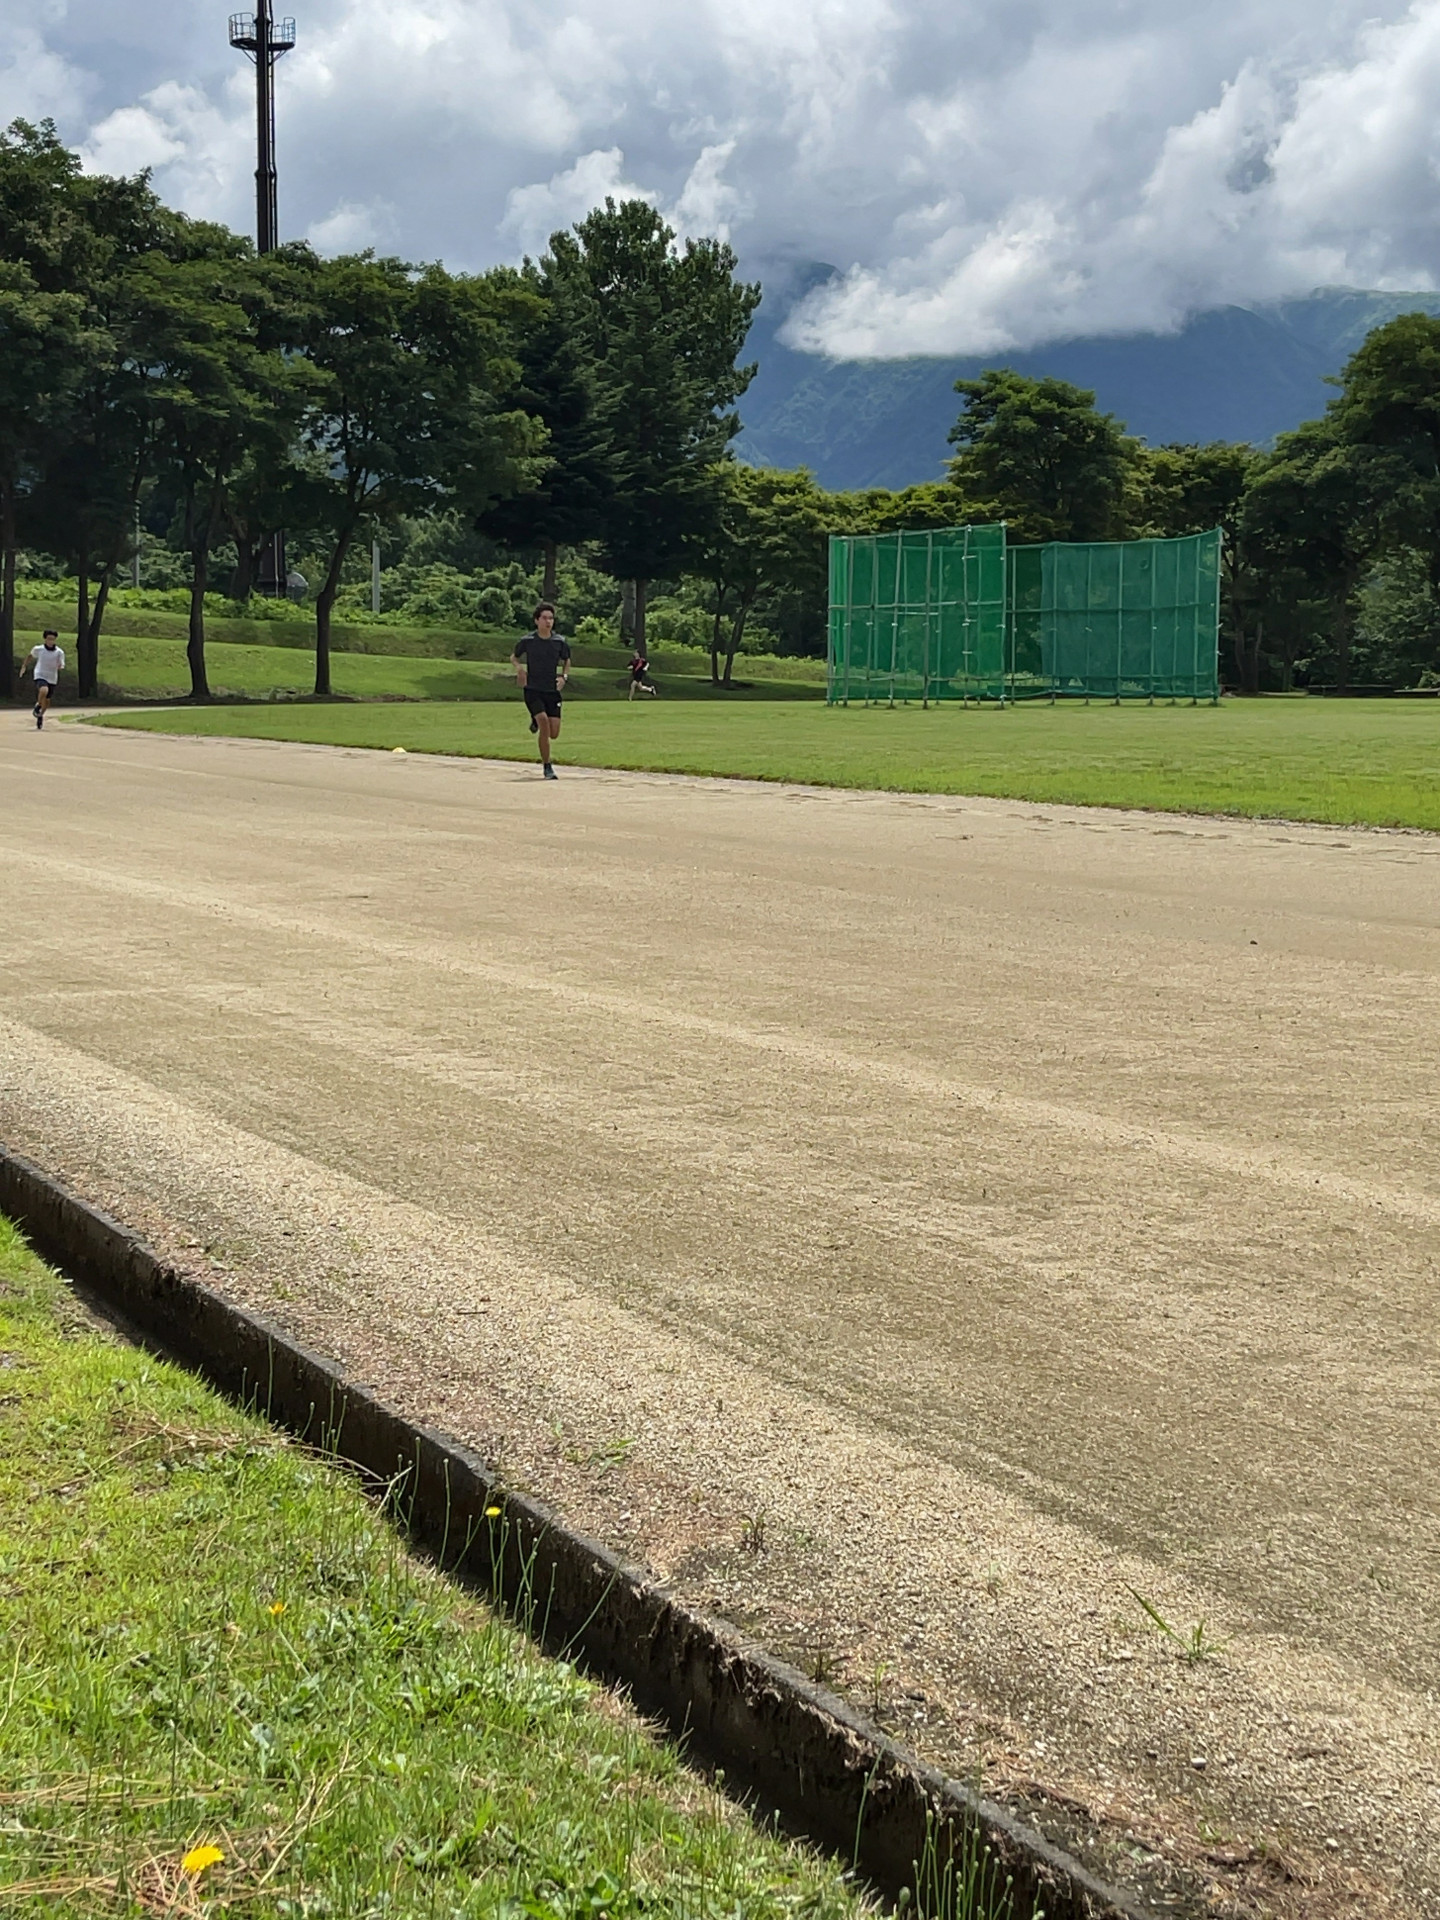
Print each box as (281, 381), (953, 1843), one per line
(89, 694), (1440, 829)
(0, 1218), (884, 1918)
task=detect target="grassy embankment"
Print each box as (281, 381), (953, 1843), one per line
(0, 1216), (891, 1918)
(91, 695), (1440, 831)
(10, 598), (826, 703)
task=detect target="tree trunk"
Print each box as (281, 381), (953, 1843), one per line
(314, 527), (355, 698)
(188, 547), (211, 699)
(541, 540), (558, 603)
(1333, 575), (1356, 693)
(85, 574), (111, 698)
(76, 554), (92, 699)
(722, 594), (753, 688)
(229, 535), (260, 603)
(0, 470), (15, 701)
(620, 579), (637, 645)
(710, 587), (727, 686)
(632, 578), (647, 653)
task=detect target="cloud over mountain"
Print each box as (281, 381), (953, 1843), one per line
(14, 0), (1440, 353)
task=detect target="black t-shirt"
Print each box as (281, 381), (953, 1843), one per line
(514, 631), (571, 693)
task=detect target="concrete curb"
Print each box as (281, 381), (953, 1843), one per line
(1, 1145), (1152, 1920)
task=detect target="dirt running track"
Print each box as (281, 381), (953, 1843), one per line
(3, 718), (1438, 1917)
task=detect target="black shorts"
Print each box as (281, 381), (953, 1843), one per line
(35, 682), (57, 699)
(523, 689), (562, 719)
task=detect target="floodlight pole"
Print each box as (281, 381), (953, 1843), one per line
(229, 4), (296, 593)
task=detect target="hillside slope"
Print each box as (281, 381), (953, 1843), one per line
(737, 285), (1440, 489)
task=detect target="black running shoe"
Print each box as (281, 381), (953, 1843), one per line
(543, 762), (557, 780)
(529, 716), (539, 733)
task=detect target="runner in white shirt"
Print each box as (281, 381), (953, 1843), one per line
(22, 630), (64, 729)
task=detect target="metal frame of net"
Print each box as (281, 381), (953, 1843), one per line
(828, 525), (1221, 705)
(827, 525), (1008, 706)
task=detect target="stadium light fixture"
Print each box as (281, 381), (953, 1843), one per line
(229, 3), (297, 597)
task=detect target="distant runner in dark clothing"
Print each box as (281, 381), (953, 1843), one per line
(628, 648), (657, 700)
(511, 601), (570, 780)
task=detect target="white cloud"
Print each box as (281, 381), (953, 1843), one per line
(79, 78), (253, 222)
(0, 22), (91, 128)
(81, 101), (185, 177)
(669, 142), (747, 241)
(16, 0), (1440, 352)
(788, 5), (1440, 353)
(501, 148), (656, 257)
(307, 199), (395, 254)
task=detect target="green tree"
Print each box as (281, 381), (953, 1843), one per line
(1133, 442), (1258, 690)
(0, 262), (90, 698)
(541, 201), (760, 647)
(20, 185), (181, 695)
(1243, 420), (1405, 691)
(0, 121), (109, 698)
(472, 270), (619, 601)
(1331, 313), (1440, 560)
(948, 370), (1136, 543)
(1353, 549), (1440, 685)
(694, 465), (829, 684)
(293, 253), (542, 695)
(135, 236), (308, 697)
(831, 479), (975, 536)
(1327, 313), (1440, 681)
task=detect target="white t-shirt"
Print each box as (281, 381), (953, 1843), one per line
(30, 643), (63, 684)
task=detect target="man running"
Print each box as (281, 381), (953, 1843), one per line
(511, 601), (570, 780)
(21, 630), (64, 728)
(627, 646), (657, 700)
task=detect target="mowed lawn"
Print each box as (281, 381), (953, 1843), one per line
(88, 695), (1440, 829)
(96, 634), (519, 700)
(19, 631), (824, 703)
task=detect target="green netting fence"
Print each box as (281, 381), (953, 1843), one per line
(828, 525), (1220, 704)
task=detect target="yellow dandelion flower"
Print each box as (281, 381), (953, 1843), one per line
(268, 1601), (287, 1618)
(182, 1843), (224, 1875)
(485, 1506), (502, 1517)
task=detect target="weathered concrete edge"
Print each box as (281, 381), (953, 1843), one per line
(0, 1146), (1151, 1920)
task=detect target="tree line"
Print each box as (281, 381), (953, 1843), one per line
(7, 115), (1440, 700)
(0, 121), (757, 700)
(936, 353), (1440, 693)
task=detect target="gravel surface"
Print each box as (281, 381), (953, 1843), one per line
(3, 716), (1438, 1918)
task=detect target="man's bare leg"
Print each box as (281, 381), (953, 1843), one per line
(35, 683), (50, 727)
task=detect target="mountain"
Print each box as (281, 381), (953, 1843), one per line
(735, 283), (1440, 490)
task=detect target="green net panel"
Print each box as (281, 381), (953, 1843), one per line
(829, 525), (1221, 703)
(1008, 530), (1221, 702)
(827, 525), (1007, 704)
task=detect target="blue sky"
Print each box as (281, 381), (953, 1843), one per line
(8, 0), (1440, 353)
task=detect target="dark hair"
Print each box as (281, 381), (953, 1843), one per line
(42, 628), (58, 639)
(532, 601), (556, 623)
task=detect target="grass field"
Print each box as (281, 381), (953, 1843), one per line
(14, 594), (519, 658)
(14, 632), (825, 703)
(13, 603), (830, 689)
(89, 693), (1440, 828)
(0, 1216), (879, 1919)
